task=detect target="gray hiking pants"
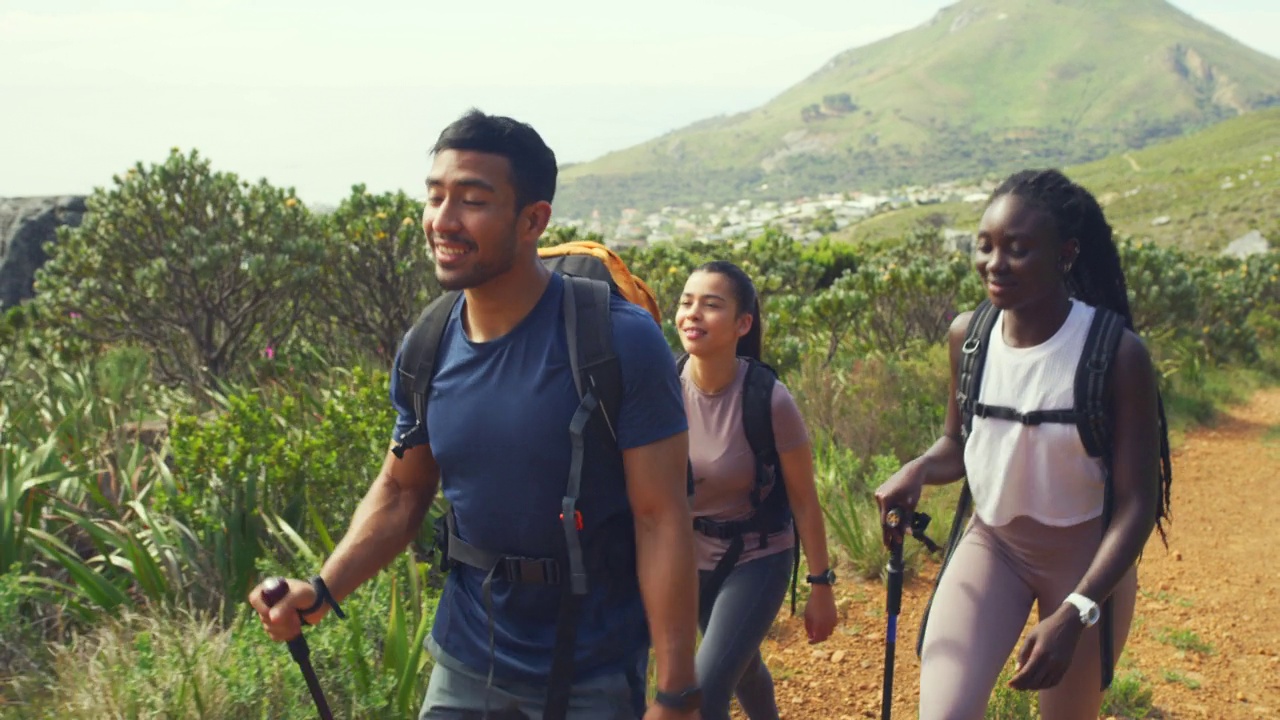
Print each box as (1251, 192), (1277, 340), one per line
(918, 514), (1137, 720)
(696, 548), (793, 720)
(418, 637), (642, 720)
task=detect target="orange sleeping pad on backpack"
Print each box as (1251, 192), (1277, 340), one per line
(538, 240), (662, 324)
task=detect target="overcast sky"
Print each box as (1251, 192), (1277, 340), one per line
(3, 0), (1277, 205)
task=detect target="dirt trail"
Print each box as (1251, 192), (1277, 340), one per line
(755, 388), (1280, 719)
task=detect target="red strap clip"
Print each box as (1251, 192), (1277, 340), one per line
(560, 510), (584, 531)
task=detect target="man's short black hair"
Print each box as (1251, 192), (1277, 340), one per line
(431, 109), (558, 208)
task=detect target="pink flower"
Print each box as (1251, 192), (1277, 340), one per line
(264, 345), (275, 360)
(69, 312), (82, 319)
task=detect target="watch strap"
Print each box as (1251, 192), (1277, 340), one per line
(654, 686), (701, 711)
(299, 575), (347, 620)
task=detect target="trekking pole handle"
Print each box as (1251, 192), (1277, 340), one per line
(261, 577), (312, 660)
(261, 577), (335, 720)
(885, 507), (904, 530)
(261, 576), (291, 607)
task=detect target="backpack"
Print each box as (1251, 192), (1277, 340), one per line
(675, 354), (802, 616)
(916, 298), (1129, 690)
(392, 241), (660, 720)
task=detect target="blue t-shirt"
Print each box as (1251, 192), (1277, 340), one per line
(389, 273), (687, 685)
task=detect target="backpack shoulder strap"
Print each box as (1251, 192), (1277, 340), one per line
(741, 359), (780, 473)
(547, 274), (620, 718)
(957, 299), (999, 443)
(392, 290), (462, 457)
(562, 275), (620, 442)
(1074, 306), (1127, 459)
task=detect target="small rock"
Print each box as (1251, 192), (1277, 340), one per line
(1238, 691), (1247, 702)
(1152, 215), (1171, 226)
(1173, 550), (1183, 561)
(812, 649), (829, 660)
(831, 650), (847, 663)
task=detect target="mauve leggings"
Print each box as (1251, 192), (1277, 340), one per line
(695, 548), (793, 720)
(918, 515), (1137, 720)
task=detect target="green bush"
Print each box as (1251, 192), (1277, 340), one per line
(31, 148), (324, 390)
(163, 366), (396, 618)
(17, 554), (439, 720)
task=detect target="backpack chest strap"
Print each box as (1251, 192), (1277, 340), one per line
(970, 403), (1084, 426)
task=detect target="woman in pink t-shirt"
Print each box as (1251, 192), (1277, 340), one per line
(676, 260), (838, 720)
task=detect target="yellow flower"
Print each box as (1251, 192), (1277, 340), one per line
(285, 197), (298, 208)
(376, 232), (388, 240)
(376, 212), (387, 220)
(668, 266), (679, 274)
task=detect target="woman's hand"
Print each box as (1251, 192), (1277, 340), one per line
(1007, 604), (1084, 691)
(804, 584), (838, 644)
(874, 461), (928, 547)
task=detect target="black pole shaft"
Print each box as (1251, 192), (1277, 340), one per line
(882, 542), (904, 720)
(286, 636), (335, 720)
(262, 578), (334, 720)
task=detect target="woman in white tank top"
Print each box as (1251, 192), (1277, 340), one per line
(874, 170), (1173, 720)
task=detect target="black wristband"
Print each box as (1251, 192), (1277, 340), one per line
(654, 686), (701, 712)
(299, 575), (347, 620)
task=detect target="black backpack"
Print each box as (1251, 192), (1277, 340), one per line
(390, 256), (633, 720)
(676, 354), (803, 615)
(916, 298), (1130, 690)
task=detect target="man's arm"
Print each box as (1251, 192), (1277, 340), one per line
(624, 430), (698, 697)
(320, 442), (441, 605)
(249, 442), (439, 635)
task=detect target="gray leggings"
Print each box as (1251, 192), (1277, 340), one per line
(696, 548), (793, 720)
(918, 515), (1137, 720)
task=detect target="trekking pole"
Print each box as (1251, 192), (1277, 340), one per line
(262, 577), (335, 720)
(881, 508), (906, 720)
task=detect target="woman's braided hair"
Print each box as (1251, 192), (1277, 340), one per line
(991, 169), (1172, 539)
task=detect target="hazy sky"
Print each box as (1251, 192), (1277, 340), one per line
(3, 0), (1277, 205)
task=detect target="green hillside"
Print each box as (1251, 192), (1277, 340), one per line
(840, 107), (1280, 250)
(557, 0), (1280, 220)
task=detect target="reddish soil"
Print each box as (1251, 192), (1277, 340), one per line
(754, 388), (1280, 719)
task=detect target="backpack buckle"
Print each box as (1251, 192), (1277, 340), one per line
(961, 337), (981, 354)
(501, 557), (562, 585)
(560, 510), (584, 531)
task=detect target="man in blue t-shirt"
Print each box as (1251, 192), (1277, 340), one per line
(250, 110), (701, 720)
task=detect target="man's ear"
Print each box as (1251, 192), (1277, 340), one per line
(518, 201), (552, 246)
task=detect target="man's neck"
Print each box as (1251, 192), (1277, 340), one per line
(461, 260), (553, 343)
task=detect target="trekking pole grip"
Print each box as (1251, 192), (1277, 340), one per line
(262, 577), (312, 663)
(261, 577), (334, 720)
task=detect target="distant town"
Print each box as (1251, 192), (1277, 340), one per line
(553, 179), (998, 247)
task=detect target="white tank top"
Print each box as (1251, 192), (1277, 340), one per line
(963, 300), (1107, 527)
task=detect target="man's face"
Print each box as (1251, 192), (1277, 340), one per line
(422, 149), (522, 291)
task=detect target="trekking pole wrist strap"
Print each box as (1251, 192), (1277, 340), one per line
(299, 575), (347, 621)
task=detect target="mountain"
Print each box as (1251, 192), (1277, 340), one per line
(556, 0), (1280, 220)
(840, 107), (1280, 251)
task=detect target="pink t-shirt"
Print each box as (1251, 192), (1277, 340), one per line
(682, 359), (811, 571)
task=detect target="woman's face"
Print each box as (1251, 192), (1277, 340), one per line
(676, 270), (752, 357)
(975, 194), (1076, 311)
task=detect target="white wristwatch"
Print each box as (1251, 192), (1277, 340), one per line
(1063, 592), (1101, 627)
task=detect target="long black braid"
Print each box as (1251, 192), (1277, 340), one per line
(992, 169), (1173, 541)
